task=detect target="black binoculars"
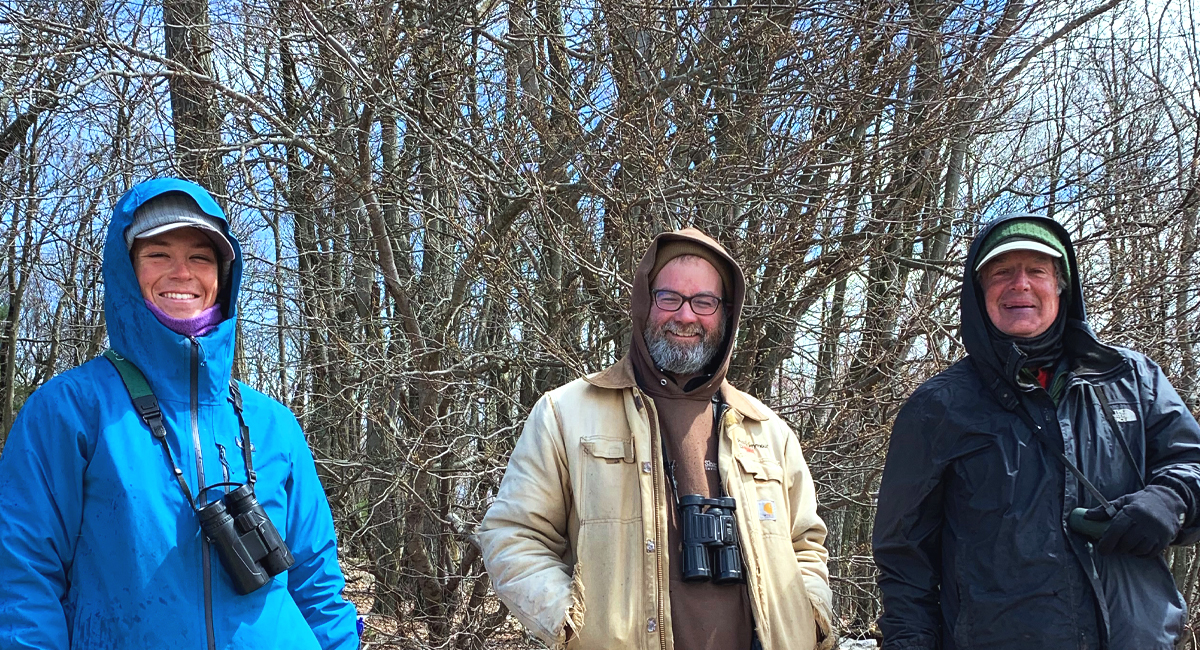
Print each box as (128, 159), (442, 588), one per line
(197, 483), (294, 594)
(679, 494), (744, 584)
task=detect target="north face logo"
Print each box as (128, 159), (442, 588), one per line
(1112, 408), (1137, 423)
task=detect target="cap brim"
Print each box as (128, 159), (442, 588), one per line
(975, 239), (1062, 271)
(135, 222), (235, 261)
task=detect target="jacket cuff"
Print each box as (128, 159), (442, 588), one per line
(1150, 475), (1192, 514)
(812, 601), (836, 650)
(548, 564), (586, 649)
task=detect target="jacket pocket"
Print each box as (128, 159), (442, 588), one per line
(581, 438), (634, 464)
(577, 437), (639, 524)
(1093, 396), (1146, 493)
(735, 454), (787, 537)
(735, 454), (783, 482)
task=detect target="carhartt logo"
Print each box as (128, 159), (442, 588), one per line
(1112, 408), (1137, 423)
(704, 460), (718, 472)
(758, 500), (776, 521)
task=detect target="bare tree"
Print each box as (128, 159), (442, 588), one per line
(5, 0), (1198, 647)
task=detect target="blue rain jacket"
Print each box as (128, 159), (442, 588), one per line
(0, 178), (359, 649)
(872, 214), (1200, 649)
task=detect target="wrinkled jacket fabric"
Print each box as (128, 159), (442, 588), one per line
(478, 357), (834, 650)
(0, 178), (359, 650)
(872, 214), (1200, 650)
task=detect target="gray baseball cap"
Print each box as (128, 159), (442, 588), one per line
(125, 192), (236, 282)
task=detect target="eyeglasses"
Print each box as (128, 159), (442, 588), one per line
(652, 289), (724, 316)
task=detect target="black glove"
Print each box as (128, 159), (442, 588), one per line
(1084, 484), (1186, 557)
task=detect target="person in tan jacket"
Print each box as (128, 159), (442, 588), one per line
(478, 228), (834, 650)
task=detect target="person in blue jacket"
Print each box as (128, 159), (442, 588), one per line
(0, 178), (360, 649)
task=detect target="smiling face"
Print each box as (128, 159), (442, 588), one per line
(979, 249), (1061, 338)
(643, 256), (727, 376)
(132, 227), (220, 320)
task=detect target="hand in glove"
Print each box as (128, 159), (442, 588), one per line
(1084, 484), (1186, 557)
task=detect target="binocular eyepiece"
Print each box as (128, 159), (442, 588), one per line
(197, 484), (294, 595)
(678, 494), (744, 584)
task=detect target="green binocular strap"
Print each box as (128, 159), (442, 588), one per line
(102, 348), (198, 508)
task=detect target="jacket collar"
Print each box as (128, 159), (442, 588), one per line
(585, 355), (770, 421)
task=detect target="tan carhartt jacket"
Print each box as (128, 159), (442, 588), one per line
(477, 356), (834, 650)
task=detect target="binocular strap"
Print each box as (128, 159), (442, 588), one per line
(103, 349), (257, 510)
(228, 381), (256, 485)
(1011, 400), (1117, 519)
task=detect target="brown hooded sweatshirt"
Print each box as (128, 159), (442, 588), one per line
(630, 228), (754, 650)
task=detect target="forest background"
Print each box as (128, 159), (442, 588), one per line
(2, 0), (1199, 647)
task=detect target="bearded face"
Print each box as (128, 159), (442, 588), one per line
(644, 315), (727, 375)
(644, 255), (730, 376)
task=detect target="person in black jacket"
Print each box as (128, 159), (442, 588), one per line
(873, 213), (1200, 650)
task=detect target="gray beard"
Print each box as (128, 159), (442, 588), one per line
(643, 317), (727, 376)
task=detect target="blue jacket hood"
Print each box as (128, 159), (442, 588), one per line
(105, 178), (244, 404)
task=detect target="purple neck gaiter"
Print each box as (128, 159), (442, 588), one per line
(144, 299), (224, 338)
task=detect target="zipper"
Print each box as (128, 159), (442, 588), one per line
(190, 338), (216, 650)
(216, 444), (231, 483)
(639, 390), (669, 650)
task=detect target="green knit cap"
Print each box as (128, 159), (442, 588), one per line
(975, 219), (1071, 287)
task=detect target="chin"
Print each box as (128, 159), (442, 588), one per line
(1005, 325), (1049, 338)
(160, 307), (203, 320)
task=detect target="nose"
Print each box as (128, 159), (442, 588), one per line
(1009, 268), (1033, 290)
(673, 302), (702, 323)
(167, 256), (194, 279)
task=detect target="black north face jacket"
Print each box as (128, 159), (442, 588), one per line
(873, 214), (1200, 650)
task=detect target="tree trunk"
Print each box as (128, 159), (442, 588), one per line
(163, 0), (225, 193)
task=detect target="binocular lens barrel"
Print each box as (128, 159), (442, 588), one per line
(197, 484), (295, 595)
(197, 498), (231, 529)
(713, 544), (744, 584)
(681, 543), (713, 582)
(225, 483), (257, 513)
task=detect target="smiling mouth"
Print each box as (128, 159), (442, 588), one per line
(161, 292), (199, 300)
